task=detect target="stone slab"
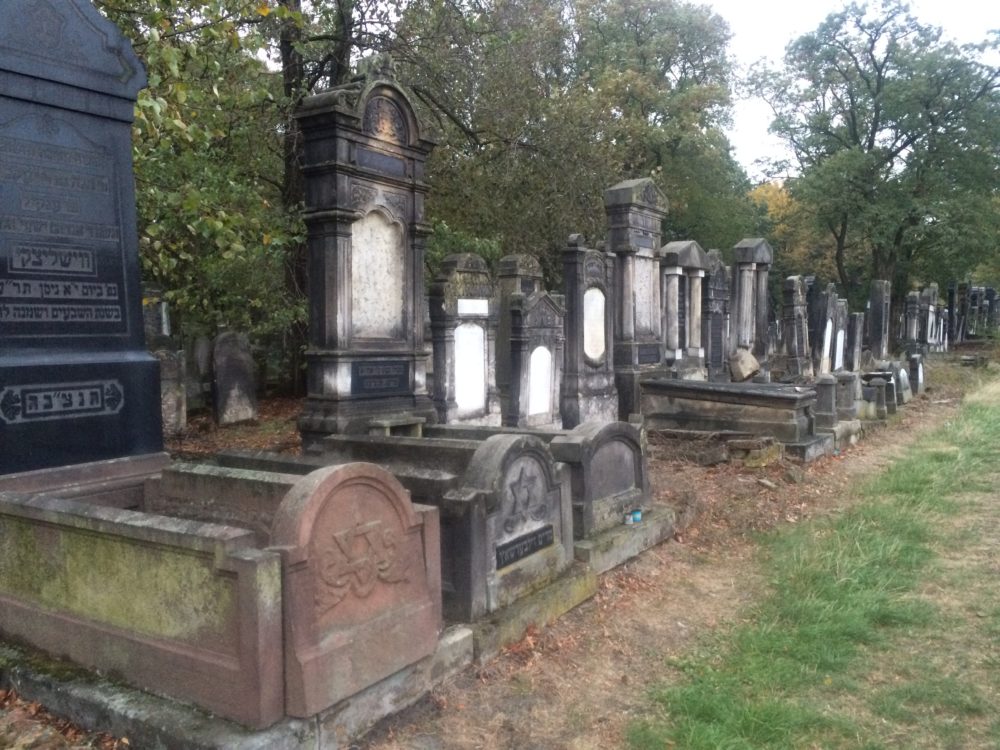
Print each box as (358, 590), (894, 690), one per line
(573, 506), (675, 574)
(470, 563), (598, 661)
(0, 625), (473, 749)
(0, 491), (284, 729)
(783, 434), (835, 463)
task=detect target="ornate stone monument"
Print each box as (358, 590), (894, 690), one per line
(428, 253), (500, 425)
(660, 240), (709, 379)
(702, 249), (731, 382)
(0, 0), (164, 476)
(560, 234), (618, 427)
(731, 238), (773, 374)
(781, 276), (813, 379)
(604, 179), (669, 416)
(295, 60), (436, 444)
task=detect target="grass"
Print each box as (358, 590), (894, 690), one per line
(629, 369), (1000, 749)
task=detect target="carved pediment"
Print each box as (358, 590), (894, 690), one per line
(0, 0), (146, 99)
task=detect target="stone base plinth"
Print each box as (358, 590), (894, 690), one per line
(573, 506), (675, 574)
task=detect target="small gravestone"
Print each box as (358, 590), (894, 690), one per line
(154, 348), (186, 435)
(0, 0), (163, 474)
(212, 331), (257, 425)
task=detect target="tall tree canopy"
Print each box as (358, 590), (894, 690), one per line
(754, 0), (1000, 304)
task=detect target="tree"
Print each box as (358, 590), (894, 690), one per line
(754, 0), (1000, 309)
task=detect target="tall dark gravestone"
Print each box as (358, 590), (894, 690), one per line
(295, 59), (437, 443)
(0, 1), (163, 475)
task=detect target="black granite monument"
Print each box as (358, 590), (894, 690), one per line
(0, 0), (163, 475)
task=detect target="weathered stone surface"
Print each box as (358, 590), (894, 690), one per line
(0, 0), (163, 474)
(271, 464), (441, 718)
(296, 63), (436, 440)
(213, 331), (258, 425)
(154, 348), (186, 435)
(729, 349), (760, 381)
(0, 491), (284, 729)
(640, 378), (817, 444)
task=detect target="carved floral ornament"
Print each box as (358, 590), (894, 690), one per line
(314, 517), (409, 616)
(362, 95), (408, 144)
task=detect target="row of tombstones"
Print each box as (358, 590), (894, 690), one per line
(948, 282), (1000, 343)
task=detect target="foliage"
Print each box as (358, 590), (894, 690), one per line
(753, 0), (1000, 307)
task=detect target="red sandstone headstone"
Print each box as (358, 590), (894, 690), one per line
(271, 463), (441, 717)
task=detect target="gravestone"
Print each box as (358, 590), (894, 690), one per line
(703, 249), (731, 382)
(0, 0), (163, 475)
(295, 58), (436, 444)
(904, 290), (920, 353)
(495, 254), (544, 417)
(502, 288), (565, 428)
(561, 234), (619, 427)
(660, 240), (709, 379)
(605, 179), (668, 417)
(155, 348), (186, 435)
(271, 463), (441, 717)
(731, 238), (772, 374)
(846, 312), (865, 372)
(428, 253), (500, 425)
(809, 283), (838, 374)
(833, 299), (848, 371)
(781, 276), (812, 379)
(212, 331), (258, 425)
(869, 280), (891, 361)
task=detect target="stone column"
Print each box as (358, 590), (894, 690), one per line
(869, 280), (891, 361)
(736, 264), (755, 349)
(688, 271), (704, 358)
(754, 264), (770, 361)
(663, 267), (681, 357)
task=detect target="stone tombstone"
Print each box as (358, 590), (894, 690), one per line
(495, 253), (544, 405)
(154, 348), (186, 435)
(781, 276), (813, 379)
(947, 281), (958, 343)
(0, 0), (163, 474)
(833, 299), (848, 371)
(295, 58), (436, 443)
(213, 331), (258, 425)
(428, 253), (500, 425)
(809, 283), (838, 374)
(731, 238), (773, 369)
(702, 249), (731, 382)
(604, 179), (668, 417)
(846, 312), (865, 372)
(271, 463), (441, 718)
(660, 240), (709, 379)
(904, 290), (921, 352)
(561, 234), (619, 427)
(869, 280), (891, 360)
(502, 289), (565, 428)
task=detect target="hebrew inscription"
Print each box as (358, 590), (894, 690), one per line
(0, 379), (124, 424)
(0, 115), (127, 337)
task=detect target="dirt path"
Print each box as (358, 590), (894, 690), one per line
(361, 390), (965, 750)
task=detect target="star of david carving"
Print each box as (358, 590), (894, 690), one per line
(503, 465), (549, 535)
(315, 519), (409, 616)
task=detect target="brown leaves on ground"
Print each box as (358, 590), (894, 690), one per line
(165, 396), (302, 460)
(0, 689), (128, 749)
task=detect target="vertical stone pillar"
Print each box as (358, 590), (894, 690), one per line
(703, 250), (731, 383)
(869, 280), (891, 361)
(731, 239), (774, 372)
(560, 235), (619, 427)
(688, 271), (704, 359)
(814, 374), (838, 430)
(846, 312), (865, 372)
(663, 268), (681, 356)
(604, 179), (669, 417)
(905, 291), (920, 352)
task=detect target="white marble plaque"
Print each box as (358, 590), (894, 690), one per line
(633, 256), (655, 334)
(351, 211), (404, 338)
(583, 288), (606, 362)
(834, 329), (845, 370)
(457, 298), (489, 317)
(454, 322), (486, 412)
(821, 319), (833, 371)
(528, 346), (552, 416)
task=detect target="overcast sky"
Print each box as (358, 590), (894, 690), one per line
(703, 0), (1000, 181)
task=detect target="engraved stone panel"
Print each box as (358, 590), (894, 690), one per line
(351, 211), (404, 339)
(589, 439), (637, 500)
(583, 287), (606, 362)
(633, 255), (655, 334)
(0, 114), (127, 337)
(528, 345), (552, 416)
(497, 455), (553, 546)
(272, 463), (441, 717)
(454, 322), (486, 413)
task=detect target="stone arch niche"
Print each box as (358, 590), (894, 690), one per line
(295, 59), (438, 443)
(560, 234), (618, 427)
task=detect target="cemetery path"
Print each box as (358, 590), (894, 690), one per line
(0, 360), (990, 749)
